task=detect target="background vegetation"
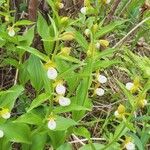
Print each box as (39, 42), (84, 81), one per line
(0, 0), (150, 149)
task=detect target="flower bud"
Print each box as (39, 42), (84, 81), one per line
(7, 26), (15, 37)
(47, 67), (58, 80)
(48, 119), (56, 130)
(99, 40), (109, 47)
(97, 75), (107, 84)
(0, 130), (4, 138)
(56, 83), (66, 95)
(60, 32), (74, 41)
(61, 47), (71, 55)
(95, 88), (105, 96)
(58, 96), (71, 106)
(118, 104), (125, 114)
(60, 17), (69, 24)
(5, 15), (9, 22)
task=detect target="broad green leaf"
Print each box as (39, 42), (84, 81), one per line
(53, 103), (91, 114)
(17, 46), (49, 62)
(57, 143), (72, 150)
(15, 111), (43, 125)
(30, 133), (47, 150)
(74, 31), (88, 51)
(22, 26), (35, 46)
(14, 20), (34, 26)
(0, 85), (24, 110)
(79, 143), (105, 150)
(96, 20), (127, 38)
(54, 116), (77, 131)
(27, 55), (44, 91)
(73, 127), (91, 139)
(0, 122), (31, 144)
(27, 93), (50, 112)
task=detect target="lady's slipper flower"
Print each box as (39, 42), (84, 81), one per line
(95, 42), (100, 49)
(0, 130), (4, 138)
(125, 82), (134, 91)
(0, 108), (11, 119)
(97, 75), (107, 84)
(7, 26), (15, 37)
(114, 104), (126, 118)
(58, 3), (64, 9)
(80, 7), (87, 14)
(48, 118), (56, 130)
(95, 88), (105, 96)
(47, 67), (58, 80)
(125, 142), (135, 150)
(84, 29), (90, 37)
(55, 83), (66, 95)
(58, 96), (71, 106)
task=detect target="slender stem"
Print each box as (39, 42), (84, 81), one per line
(113, 16), (150, 48)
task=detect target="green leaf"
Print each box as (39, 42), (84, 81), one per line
(27, 93), (50, 112)
(15, 111), (43, 125)
(22, 26), (35, 46)
(57, 143), (72, 150)
(53, 103), (91, 114)
(73, 127), (91, 139)
(0, 85), (24, 110)
(54, 116), (77, 131)
(14, 20), (34, 26)
(96, 20), (127, 38)
(17, 46), (49, 62)
(27, 55), (44, 91)
(0, 122), (31, 144)
(79, 143), (105, 150)
(30, 133), (47, 150)
(74, 31), (88, 51)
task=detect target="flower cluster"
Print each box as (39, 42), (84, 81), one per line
(94, 74), (107, 96)
(125, 78), (148, 108)
(0, 108), (11, 119)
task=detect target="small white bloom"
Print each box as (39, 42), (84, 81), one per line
(84, 29), (90, 36)
(8, 27), (15, 37)
(80, 7), (87, 14)
(1, 112), (11, 119)
(114, 110), (119, 118)
(106, 0), (111, 4)
(56, 83), (66, 95)
(97, 75), (107, 84)
(59, 3), (64, 9)
(59, 96), (71, 106)
(95, 88), (105, 96)
(125, 82), (134, 91)
(143, 99), (147, 106)
(47, 67), (58, 80)
(125, 142), (135, 150)
(95, 42), (100, 49)
(48, 119), (56, 130)
(0, 130), (4, 138)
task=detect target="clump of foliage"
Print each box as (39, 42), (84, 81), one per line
(0, 0), (150, 150)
